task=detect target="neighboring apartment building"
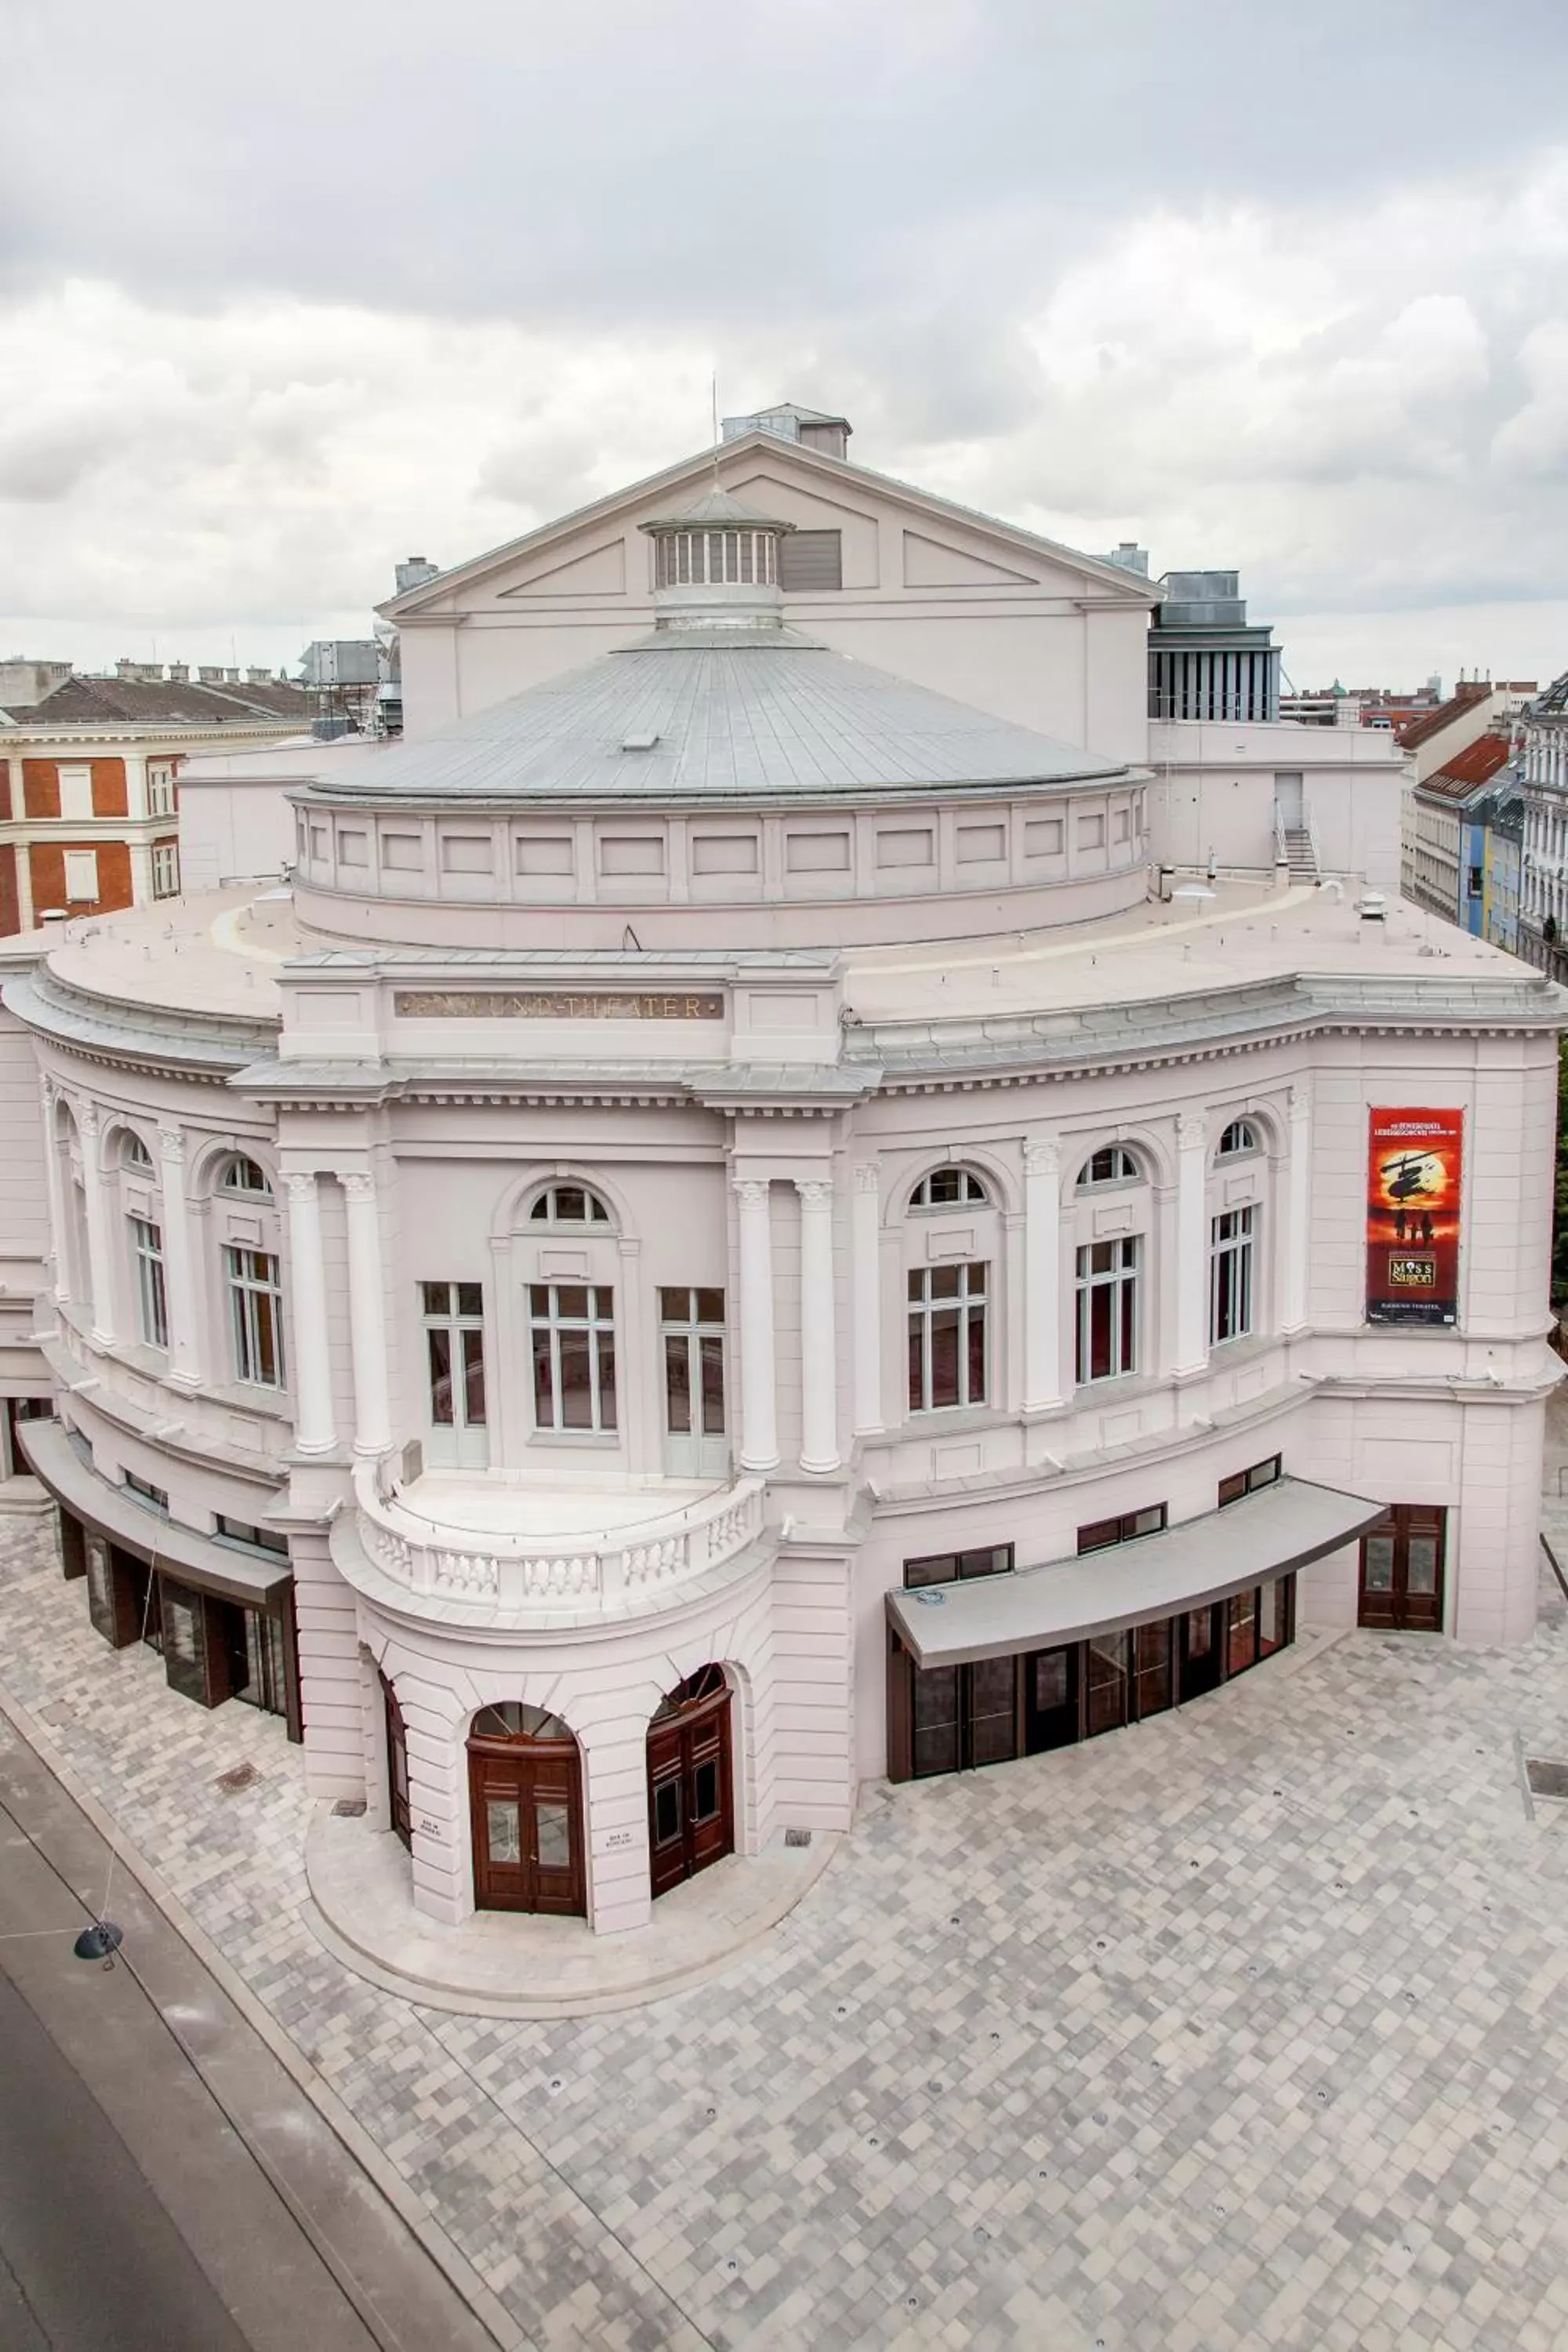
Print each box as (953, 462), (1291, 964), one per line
(1406, 733), (1515, 930)
(1398, 684), (1534, 909)
(0, 663), (311, 935)
(1519, 671), (1568, 982)
(0, 439), (1557, 1984)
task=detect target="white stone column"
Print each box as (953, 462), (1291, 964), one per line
(851, 1163), (882, 1436)
(38, 1077), (67, 1306)
(796, 1176), (840, 1474)
(734, 1178), (779, 1473)
(1022, 1138), (1064, 1410)
(283, 1172), (336, 1455)
(1173, 1112), (1209, 1377)
(76, 1102), (117, 1347)
(1282, 1082), (1312, 1334)
(155, 1126), (201, 1385)
(342, 1170), (392, 1458)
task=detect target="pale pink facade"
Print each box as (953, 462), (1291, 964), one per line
(0, 438), (1559, 1965)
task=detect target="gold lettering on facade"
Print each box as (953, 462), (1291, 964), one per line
(392, 989), (725, 1021)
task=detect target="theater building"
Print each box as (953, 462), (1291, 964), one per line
(0, 459), (1559, 1953)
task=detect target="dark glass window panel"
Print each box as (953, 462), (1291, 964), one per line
(532, 1328), (555, 1424)
(427, 1327), (454, 1424)
(908, 1269), (922, 1302)
(529, 1283), (550, 1314)
(535, 1801), (572, 1872)
(928, 1309), (960, 1407)
(1134, 1621), (1173, 1715)
(929, 1264), (962, 1300)
(462, 1330), (487, 1425)
(969, 1657), (1018, 1766)
(1363, 1535), (1396, 1592)
(456, 1282), (483, 1318)
(1258, 1580), (1285, 1655)
(659, 1287), (687, 1322)
(959, 1546), (1012, 1579)
(1119, 1275), (1137, 1372)
(1086, 1634), (1129, 1737)
(531, 1196), (549, 1219)
(653, 1778), (681, 1843)
(473, 1702), (572, 1740)
(1227, 1590), (1258, 1676)
(555, 1187), (586, 1221)
(1406, 1537), (1439, 1595)
(907, 1320), (923, 1411)
(254, 1290), (280, 1385)
(1250, 1457), (1280, 1492)
(598, 1334), (617, 1430)
(905, 1552), (956, 1588)
(1128, 1507), (1165, 1539)
(692, 1758), (720, 1822)
(1078, 1516), (1120, 1555)
(1185, 1607), (1214, 1659)
(558, 1332), (592, 1428)
(699, 1334), (725, 1433)
(485, 1800), (522, 1865)
(967, 1306), (986, 1403)
(695, 1288), (724, 1324)
(556, 1285), (588, 1319)
(1033, 1650), (1069, 1711)
(912, 1666), (961, 1778)
(665, 1334), (691, 1432)
(593, 1287), (613, 1320)
(1218, 1471), (1247, 1508)
(1088, 1283), (1113, 1381)
(421, 1282), (449, 1316)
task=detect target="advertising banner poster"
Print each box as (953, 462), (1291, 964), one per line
(1365, 1107), (1463, 1325)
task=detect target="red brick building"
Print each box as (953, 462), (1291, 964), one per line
(0, 665), (312, 935)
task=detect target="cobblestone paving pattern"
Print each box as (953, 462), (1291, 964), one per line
(6, 1520), (1568, 2352)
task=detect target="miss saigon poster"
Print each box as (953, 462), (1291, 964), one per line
(1365, 1108), (1463, 1326)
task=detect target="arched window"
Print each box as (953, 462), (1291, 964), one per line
(909, 1167), (989, 1210)
(530, 1183), (611, 1225)
(652, 1663), (728, 1720)
(221, 1155), (273, 1197)
(1077, 1145), (1138, 1189)
(119, 1131), (153, 1172)
(1217, 1120), (1260, 1159)
(470, 1701), (573, 1742)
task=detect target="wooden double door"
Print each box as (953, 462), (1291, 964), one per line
(648, 1671), (734, 1898)
(1358, 1505), (1446, 1632)
(468, 1739), (586, 1916)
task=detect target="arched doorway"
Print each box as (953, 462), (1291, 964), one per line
(647, 1665), (734, 1898)
(466, 1704), (586, 1916)
(380, 1671), (412, 1850)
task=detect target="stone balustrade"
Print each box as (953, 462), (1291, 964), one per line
(351, 1465), (767, 1615)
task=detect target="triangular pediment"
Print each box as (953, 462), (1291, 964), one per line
(902, 531), (1038, 588)
(496, 539), (628, 599)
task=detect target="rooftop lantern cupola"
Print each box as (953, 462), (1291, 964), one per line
(639, 484), (797, 636)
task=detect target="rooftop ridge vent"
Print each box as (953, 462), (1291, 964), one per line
(620, 730), (661, 753)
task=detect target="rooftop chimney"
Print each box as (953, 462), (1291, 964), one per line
(167, 662), (189, 683)
(394, 556), (440, 595)
(246, 666), (270, 684)
(721, 405), (851, 459)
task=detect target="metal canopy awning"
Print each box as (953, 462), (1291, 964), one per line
(886, 1476), (1382, 1671)
(18, 1418), (292, 1609)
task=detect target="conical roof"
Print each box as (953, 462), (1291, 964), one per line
(641, 482), (792, 534)
(316, 636), (1131, 808)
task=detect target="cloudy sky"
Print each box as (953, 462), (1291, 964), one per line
(5, 0), (1568, 689)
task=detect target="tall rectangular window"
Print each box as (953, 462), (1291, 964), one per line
(907, 1262), (988, 1412)
(1075, 1237), (1138, 1383)
(151, 841), (180, 897)
(129, 1215), (167, 1348)
(63, 848), (100, 902)
(659, 1287), (726, 1435)
(226, 1246), (285, 1387)
(530, 1283), (616, 1432)
(58, 764), (94, 820)
(147, 763), (176, 817)
(1210, 1206), (1255, 1344)
(421, 1282), (486, 1429)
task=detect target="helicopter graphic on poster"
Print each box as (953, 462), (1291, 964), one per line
(1365, 1109), (1462, 1325)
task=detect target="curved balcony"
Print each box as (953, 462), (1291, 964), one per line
(350, 1461), (768, 1619)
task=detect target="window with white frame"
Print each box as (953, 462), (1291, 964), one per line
(129, 1215), (167, 1348)
(529, 1283), (616, 1431)
(58, 764), (93, 821)
(151, 841), (180, 897)
(1216, 1119), (1260, 1159)
(1076, 1145), (1138, 1189)
(225, 1246), (285, 1386)
(659, 1287), (726, 1436)
(907, 1262), (988, 1411)
(908, 1167), (989, 1209)
(147, 762), (176, 817)
(421, 1282), (487, 1432)
(63, 849), (99, 902)
(220, 1155), (273, 1197)
(120, 1130), (153, 1172)
(1210, 1207), (1256, 1344)
(529, 1183), (611, 1225)
(1076, 1237), (1139, 1382)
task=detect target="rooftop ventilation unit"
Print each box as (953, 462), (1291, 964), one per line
(620, 730), (660, 753)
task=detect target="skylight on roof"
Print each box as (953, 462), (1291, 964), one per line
(620, 730), (661, 752)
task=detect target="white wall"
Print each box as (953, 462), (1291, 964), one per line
(1149, 719), (1404, 887)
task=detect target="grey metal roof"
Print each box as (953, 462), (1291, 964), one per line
(313, 641), (1130, 808)
(887, 1476), (1382, 1668)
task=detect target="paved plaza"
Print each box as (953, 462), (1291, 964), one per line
(6, 1519), (1568, 2351)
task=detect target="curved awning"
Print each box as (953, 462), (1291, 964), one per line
(18, 1417), (291, 1608)
(886, 1475), (1381, 1670)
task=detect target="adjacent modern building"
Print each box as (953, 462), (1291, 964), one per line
(0, 423), (1559, 1967)
(0, 663), (312, 935)
(1147, 570), (1280, 725)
